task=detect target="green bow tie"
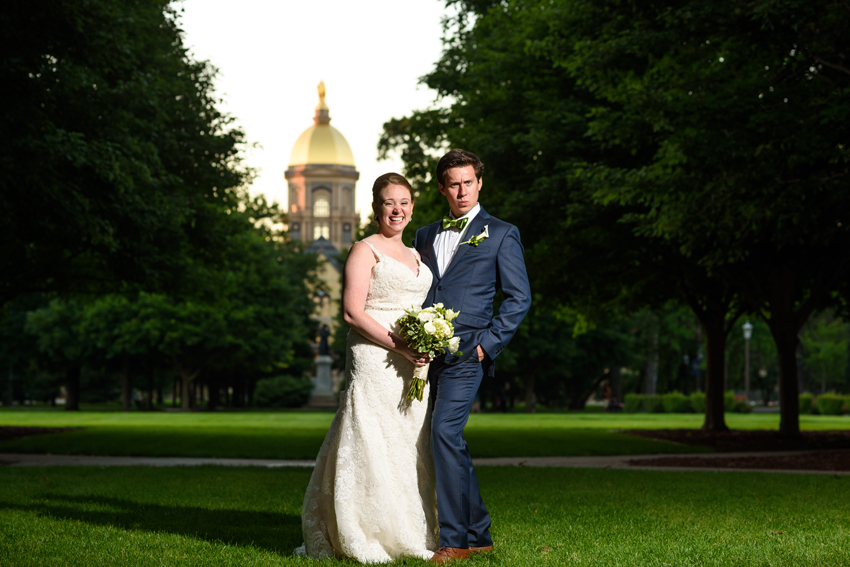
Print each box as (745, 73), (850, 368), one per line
(442, 217), (469, 231)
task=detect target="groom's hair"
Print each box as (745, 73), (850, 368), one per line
(436, 149), (484, 186)
(371, 173), (414, 223)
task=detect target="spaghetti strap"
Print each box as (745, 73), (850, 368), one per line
(359, 240), (382, 260)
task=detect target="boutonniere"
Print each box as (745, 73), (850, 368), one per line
(460, 225), (489, 247)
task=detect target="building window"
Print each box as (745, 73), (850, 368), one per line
(342, 222), (352, 244)
(314, 223), (330, 240)
(291, 222), (301, 240)
(313, 193), (330, 217)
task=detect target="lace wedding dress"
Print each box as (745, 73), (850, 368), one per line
(296, 241), (439, 563)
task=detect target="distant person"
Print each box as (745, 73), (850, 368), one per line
(603, 382), (623, 412)
(296, 173), (438, 562)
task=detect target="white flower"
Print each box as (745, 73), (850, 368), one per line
(447, 336), (460, 353)
(434, 303), (444, 309)
(433, 319), (450, 339)
(445, 309), (458, 321)
(460, 224), (490, 247)
(417, 311), (435, 322)
(424, 321), (437, 335)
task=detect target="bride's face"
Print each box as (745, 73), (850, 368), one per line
(378, 184), (414, 233)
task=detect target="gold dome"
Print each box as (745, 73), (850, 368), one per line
(288, 82), (355, 167)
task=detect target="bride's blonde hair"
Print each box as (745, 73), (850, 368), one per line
(371, 173), (414, 224)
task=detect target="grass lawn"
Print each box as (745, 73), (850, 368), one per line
(2, 409), (849, 459)
(1, 465), (848, 566)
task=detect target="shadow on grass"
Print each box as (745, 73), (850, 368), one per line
(0, 493), (302, 554)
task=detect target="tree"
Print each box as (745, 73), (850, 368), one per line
(539, 0), (850, 435)
(25, 299), (89, 410)
(0, 0), (251, 305)
(379, 0), (745, 429)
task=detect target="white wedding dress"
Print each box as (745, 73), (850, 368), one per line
(296, 241), (439, 563)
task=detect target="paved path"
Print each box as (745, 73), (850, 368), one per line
(1, 452), (847, 475)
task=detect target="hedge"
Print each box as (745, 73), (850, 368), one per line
(254, 375), (313, 408)
(815, 393), (846, 416)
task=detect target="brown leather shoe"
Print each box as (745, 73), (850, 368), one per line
(430, 546), (471, 564)
(470, 544), (494, 554)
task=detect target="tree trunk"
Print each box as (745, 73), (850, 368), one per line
(208, 373), (220, 410)
(121, 355), (131, 412)
(232, 376), (244, 408)
(772, 327), (801, 436)
(181, 376), (191, 410)
(609, 366), (622, 403)
(569, 372), (607, 410)
(644, 331), (659, 395)
(5, 364), (12, 407)
(524, 373), (536, 413)
(147, 367), (155, 411)
(176, 364), (200, 411)
(700, 313), (729, 432)
(65, 365), (81, 411)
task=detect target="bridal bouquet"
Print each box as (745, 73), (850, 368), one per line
(396, 304), (462, 401)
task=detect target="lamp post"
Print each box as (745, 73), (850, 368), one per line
(742, 320), (754, 401)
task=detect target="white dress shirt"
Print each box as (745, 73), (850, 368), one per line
(433, 204), (481, 277)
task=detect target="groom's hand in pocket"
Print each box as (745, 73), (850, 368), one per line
(476, 345), (486, 362)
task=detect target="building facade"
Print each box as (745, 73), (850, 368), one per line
(285, 82), (360, 253)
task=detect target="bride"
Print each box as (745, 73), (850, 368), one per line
(297, 173), (439, 562)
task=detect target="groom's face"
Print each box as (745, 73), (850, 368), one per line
(439, 165), (482, 218)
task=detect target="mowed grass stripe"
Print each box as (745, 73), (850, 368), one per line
(1, 466), (848, 566)
(0, 425), (701, 459)
(3, 407), (850, 431)
(2, 410), (849, 459)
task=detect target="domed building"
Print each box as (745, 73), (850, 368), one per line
(285, 84), (359, 406)
(285, 82), (360, 252)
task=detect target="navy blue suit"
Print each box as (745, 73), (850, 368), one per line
(413, 206), (531, 549)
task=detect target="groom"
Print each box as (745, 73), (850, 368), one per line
(414, 149), (531, 564)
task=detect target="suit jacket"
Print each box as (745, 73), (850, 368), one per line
(413, 206), (532, 376)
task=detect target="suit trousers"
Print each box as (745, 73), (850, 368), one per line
(428, 355), (493, 549)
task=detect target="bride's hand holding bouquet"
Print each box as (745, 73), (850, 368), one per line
(396, 303), (462, 401)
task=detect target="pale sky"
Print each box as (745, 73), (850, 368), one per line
(178, 0), (448, 223)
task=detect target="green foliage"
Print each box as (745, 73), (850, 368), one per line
(801, 311), (850, 394)
(724, 392), (737, 413)
(493, 304), (638, 410)
(383, 0), (850, 436)
(799, 393), (814, 415)
(623, 394), (664, 413)
(0, 0), (252, 304)
(623, 393), (642, 414)
(661, 392), (692, 414)
(253, 376), (313, 409)
(395, 304), (460, 357)
(689, 392), (706, 414)
(733, 401), (753, 414)
(815, 394), (846, 416)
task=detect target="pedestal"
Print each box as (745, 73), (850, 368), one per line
(309, 355), (337, 408)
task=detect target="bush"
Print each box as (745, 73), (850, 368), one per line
(624, 393), (643, 413)
(815, 393), (846, 416)
(724, 391), (736, 412)
(690, 392), (706, 413)
(662, 392), (692, 413)
(733, 400), (753, 413)
(799, 393), (814, 414)
(624, 394), (665, 413)
(643, 395), (664, 413)
(254, 375), (313, 408)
